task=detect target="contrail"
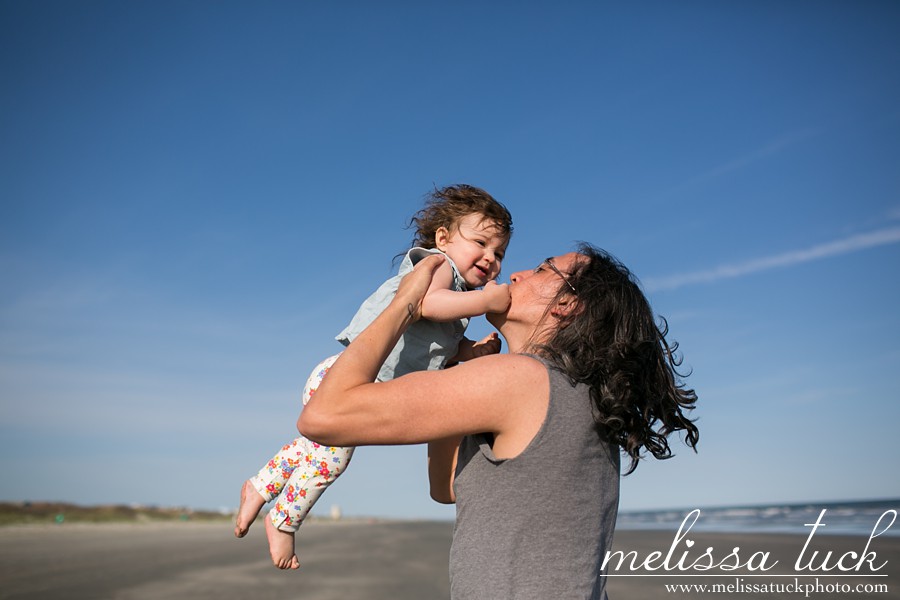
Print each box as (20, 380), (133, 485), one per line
(644, 226), (900, 292)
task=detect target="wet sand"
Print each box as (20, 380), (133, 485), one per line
(1, 521), (898, 599)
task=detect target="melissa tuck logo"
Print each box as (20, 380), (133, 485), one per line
(604, 508), (897, 574)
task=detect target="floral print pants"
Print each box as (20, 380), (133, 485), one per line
(249, 354), (355, 532)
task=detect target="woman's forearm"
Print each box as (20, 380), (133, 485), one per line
(297, 254), (443, 442)
(297, 299), (412, 438)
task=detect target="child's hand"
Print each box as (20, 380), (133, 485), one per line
(483, 281), (511, 313)
(448, 333), (502, 364)
(470, 332), (502, 358)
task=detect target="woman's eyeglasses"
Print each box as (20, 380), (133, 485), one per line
(537, 257), (577, 294)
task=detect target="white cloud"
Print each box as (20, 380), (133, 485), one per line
(645, 226), (900, 292)
(687, 128), (820, 185)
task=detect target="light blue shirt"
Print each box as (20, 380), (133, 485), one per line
(335, 247), (469, 382)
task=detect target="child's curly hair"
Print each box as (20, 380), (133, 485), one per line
(408, 184), (513, 249)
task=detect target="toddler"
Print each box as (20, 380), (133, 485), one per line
(235, 184), (513, 569)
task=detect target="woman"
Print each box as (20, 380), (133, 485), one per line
(299, 243), (698, 600)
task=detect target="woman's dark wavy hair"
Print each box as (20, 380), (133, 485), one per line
(535, 243), (699, 475)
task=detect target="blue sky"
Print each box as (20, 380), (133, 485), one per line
(1, 1), (898, 521)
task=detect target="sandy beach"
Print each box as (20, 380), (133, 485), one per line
(1, 520), (898, 599)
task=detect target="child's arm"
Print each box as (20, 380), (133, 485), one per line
(420, 260), (510, 322)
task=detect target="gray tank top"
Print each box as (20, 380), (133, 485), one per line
(450, 357), (620, 600)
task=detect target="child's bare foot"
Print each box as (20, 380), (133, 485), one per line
(265, 516), (300, 569)
(234, 479), (266, 538)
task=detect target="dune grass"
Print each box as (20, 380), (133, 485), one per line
(0, 501), (231, 526)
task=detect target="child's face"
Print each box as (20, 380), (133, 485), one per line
(435, 213), (508, 288)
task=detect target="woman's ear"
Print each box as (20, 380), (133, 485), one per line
(550, 295), (580, 321)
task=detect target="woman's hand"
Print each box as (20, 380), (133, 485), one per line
(394, 253), (446, 323)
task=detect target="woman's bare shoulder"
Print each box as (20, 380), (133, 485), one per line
(450, 352), (548, 393)
(456, 353), (550, 456)
(461, 351), (546, 370)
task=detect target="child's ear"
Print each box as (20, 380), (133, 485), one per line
(435, 226), (451, 250)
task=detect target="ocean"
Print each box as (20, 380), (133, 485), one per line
(616, 498), (900, 537)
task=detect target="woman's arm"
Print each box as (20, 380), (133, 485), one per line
(297, 255), (549, 458)
(428, 436), (461, 504)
